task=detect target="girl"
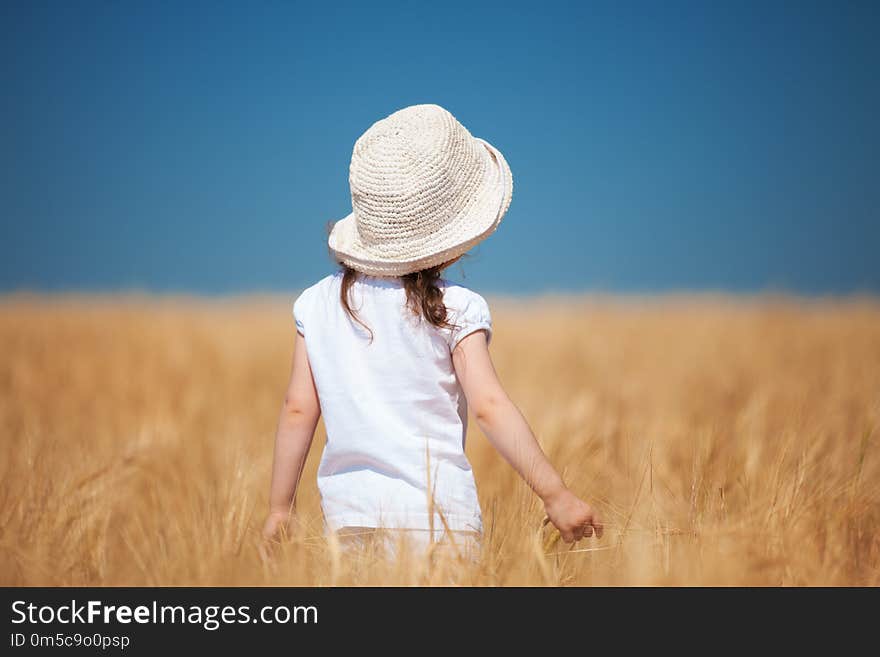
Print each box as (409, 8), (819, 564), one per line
(262, 104), (602, 559)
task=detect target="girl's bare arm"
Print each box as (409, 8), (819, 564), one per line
(452, 330), (603, 543)
(262, 330), (321, 541)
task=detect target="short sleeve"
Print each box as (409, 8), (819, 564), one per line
(293, 289), (309, 336)
(448, 291), (493, 351)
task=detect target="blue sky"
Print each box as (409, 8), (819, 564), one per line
(2, 0), (878, 295)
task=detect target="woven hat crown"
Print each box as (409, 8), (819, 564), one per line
(328, 103), (513, 277)
(350, 104), (486, 249)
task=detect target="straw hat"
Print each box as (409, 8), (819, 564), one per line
(328, 104), (513, 277)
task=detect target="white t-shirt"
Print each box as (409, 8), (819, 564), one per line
(292, 270), (492, 536)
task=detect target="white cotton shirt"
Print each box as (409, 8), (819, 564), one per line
(292, 270), (492, 536)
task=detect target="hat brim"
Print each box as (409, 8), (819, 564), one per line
(328, 137), (513, 277)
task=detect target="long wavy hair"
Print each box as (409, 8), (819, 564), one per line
(326, 221), (465, 344)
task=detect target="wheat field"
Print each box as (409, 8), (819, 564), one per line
(1, 293), (878, 586)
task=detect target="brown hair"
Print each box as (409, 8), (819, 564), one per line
(325, 221), (465, 344)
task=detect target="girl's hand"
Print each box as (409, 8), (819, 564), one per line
(543, 488), (604, 543)
(261, 510), (292, 543)
(259, 510), (293, 564)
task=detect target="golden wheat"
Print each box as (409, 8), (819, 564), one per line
(1, 293), (878, 586)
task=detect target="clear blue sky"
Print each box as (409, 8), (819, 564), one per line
(2, 1), (878, 295)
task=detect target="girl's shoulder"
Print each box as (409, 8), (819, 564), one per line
(439, 279), (494, 349)
(292, 272), (341, 332)
(439, 278), (490, 309)
(297, 271), (342, 299)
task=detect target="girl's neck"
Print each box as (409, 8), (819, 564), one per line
(352, 272), (404, 289)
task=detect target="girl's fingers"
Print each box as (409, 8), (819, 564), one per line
(258, 539), (275, 563)
(582, 524), (593, 538)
